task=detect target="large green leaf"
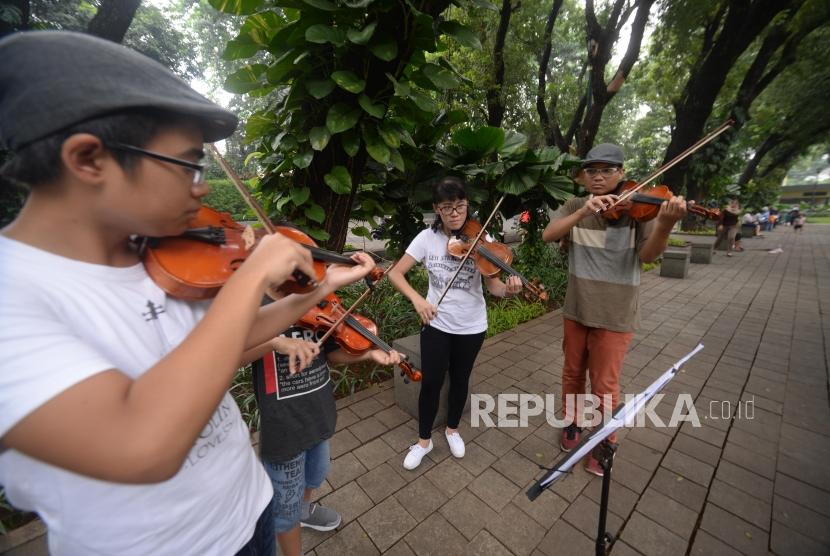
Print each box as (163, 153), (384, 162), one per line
(439, 21), (482, 49)
(358, 94), (385, 118)
(222, 37), (260, 60)
(421, 63), (461, 89)
(306, 228), (330, 242)
(289, 186), (311, 205)
(331, 70), (366, 94)
(224, 64), (267, 93)
(326, 103), (362, 134)
(541, 175), (575, 201)
(370, 41), (398, 61)
(341, 129), (361, 156)
(309, 126), (331, 151)
(378, 122), (400, 148)
(305, 78), (335, 99)
(209, 0), (264, 15)
(389, 148), (405, 172)
(324, 166), (353, 194)
(242, 12), (285, 46)
(452, 126), (504, 154)
(306, 24), (346, 46)
(304, 203), (326, 223)
(499, 131), (528, 156)
(408, 89), (438, 112)
(347, 21), (377, 45)
(293, 147), (314, 169)
(498, 169), (537, 195)
(363, 125), (390, 164)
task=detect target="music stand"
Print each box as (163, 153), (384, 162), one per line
(527, 344), (704, 556)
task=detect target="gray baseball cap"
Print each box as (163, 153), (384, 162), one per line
(0, 31), (238, 151)
(581, 143), (624, 168)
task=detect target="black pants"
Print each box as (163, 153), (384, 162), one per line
(418, 325), (486, 439)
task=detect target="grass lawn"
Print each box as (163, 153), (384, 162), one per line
(806, 215), (830, 224)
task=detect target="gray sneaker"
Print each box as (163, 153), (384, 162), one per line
(300, 502), (342, 531)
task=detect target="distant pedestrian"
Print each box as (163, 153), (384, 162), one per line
(794, 213), (806, 232)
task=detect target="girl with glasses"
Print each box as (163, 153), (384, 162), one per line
(388, 177), (522, 470)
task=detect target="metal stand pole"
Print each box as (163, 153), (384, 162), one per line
(594, 440), (618, 556)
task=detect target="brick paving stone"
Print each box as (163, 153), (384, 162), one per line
(689, 530), (743, 556)
(671, 433), (722, 466)
(393, 476), (448, 522)
(350, 416), (390, 443)
(383, 541), (416, 556)
(699, 502), (768, 555)
(616, 439), (663, 471)
(491, 448), (541, 487)
(454, 441), (497, 477)
(351, 397), (386, 419)
(424, 457), (474, 498)
(561, 494), (624, 541)
(484, 502), (546, 556)
(773, 495), (830, 546)
(725, 427), (778, 460)
(714, 460), (773, 503)
(617, 512), (687, 556)
(611, 456), (654, 492)
(624, 426), (673, 452)
(375, 405), (411, 429)
(438, 488), (499, 541)
(402, 513), (467, 556)
(357, 463), (408, 503)
(302, 528), (335, 553)
(330, 428), (362, 459)
(381, 423), (418, 453)
(315, 521), (379, 556)
(512, 480), (570, 528)
(328, 452), (368, 489)
(635, 487), (699, 540)
(770, 521), (830, 556)
(721, 442), (776, 480)
(679, 420), (727, 447)
(353, 437), (398, 471)
(774, 473), (830, 518)
(336, 406), (360, 431)
(515, 430), (561, 464)
(358, 496), (417, 552)
(536, 519), (595, 556)
(474, 427), (519, 457)
(583, 477), (640, 519)
(708, 479), (772, 531)
(319, 480), (375, 526)
(466, 530), (512, 556)
(468, 468), (520, 511)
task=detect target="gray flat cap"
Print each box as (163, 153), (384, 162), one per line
(582, 143), (624, 167)
(0, 31), (238, 150)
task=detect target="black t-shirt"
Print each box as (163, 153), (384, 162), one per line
(722, 211), (738, 227)
(252, 324), (339, 462)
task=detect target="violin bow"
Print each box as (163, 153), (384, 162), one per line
(598, 119), (734, 213)
(434, 194), (506, 308)
(314, 257), (400, 347)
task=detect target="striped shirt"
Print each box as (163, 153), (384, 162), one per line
(554, 196), (653, 332)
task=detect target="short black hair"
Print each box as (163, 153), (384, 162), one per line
(1, 109), (193, 189)
(431, 176), (468, 232)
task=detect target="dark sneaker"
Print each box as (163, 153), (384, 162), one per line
(300, 502), (342, 531)
(560, 424), (582, 452)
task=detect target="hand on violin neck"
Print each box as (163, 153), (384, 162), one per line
(655, 195), (688, 228)
(270, 336), (320, 375)
(366, 348), (403, 366)
(320, 251), (377, 291)
(246, 233), (316, 294)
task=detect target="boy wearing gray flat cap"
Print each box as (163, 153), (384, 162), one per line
(541, 143), (687, 477)
(0, 31), (376, 555)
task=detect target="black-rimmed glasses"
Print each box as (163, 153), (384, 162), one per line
(583, 167), (620, 177)
(436, 203), (468, 216)
(106, 142), (206, 184)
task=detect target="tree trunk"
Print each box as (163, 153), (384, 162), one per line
(536, 0), (566, 150)
(87, 0), (141, 43)
(661, 0), (795, 197)
(487, 0), (513, 128)
(737, 133), (780, 189)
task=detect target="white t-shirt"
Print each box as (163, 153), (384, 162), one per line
(406, 228), (487, 334)
(0, 236), (272, 556)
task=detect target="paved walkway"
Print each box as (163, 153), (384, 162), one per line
(299, 224), (830, 556)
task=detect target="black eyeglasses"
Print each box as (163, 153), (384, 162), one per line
(583, 167), (620, 177)
(106, 142), (205, 184)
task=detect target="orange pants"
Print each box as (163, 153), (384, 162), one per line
(562, 318), (633, 441)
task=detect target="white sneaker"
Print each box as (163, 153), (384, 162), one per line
(445, 430), (465, 458)
(403, 440), (433, 470)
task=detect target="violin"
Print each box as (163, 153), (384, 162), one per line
(446, 219), (549, 301)
(300, 293), (423, 382)
(602, 181), (721, 223)
(142, 206), (383, 300)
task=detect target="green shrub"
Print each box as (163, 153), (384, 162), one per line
(667, 238), (688, 247)
(203, 179), (253, 221)
(485, 297), (547, 338)
(641, 261), (660, 273)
